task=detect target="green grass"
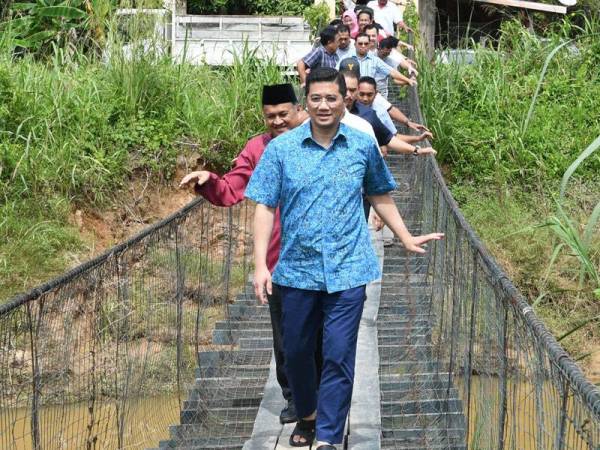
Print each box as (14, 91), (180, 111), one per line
(418, 18), (600, 186)
(451, 183), (599, 361)
(0, 14), (284, 300)
(415, 15), (600, 361)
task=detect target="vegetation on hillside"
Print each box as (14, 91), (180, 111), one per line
(0, 12), (283, 299)
(417, 15), (599, 367)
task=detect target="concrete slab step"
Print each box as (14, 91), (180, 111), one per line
(169, 423), (254, 440)
(227, 304), (269, 319)
(238, 337), (273, 350)
(180, 406), (259, 424)
(380, 437), (465, 450)
(378, 304), (432, 315)
(378, 334), (430, 345)
(214, 320), (273, 329)
(183, 389), (263, 409)
(381, 411), (466, 430)
(381, 387), (460, 402)
(377, 318), (430, 328)
(380, 427), (465, 441)
(212, 328), (273, 345)
(378, 344), (433, 360)
(196, 364), (270, 379)
(376, 319), (432, 331)
(379, 361), (440, 375)
(381, 398), (463, 415)
(190, 376), (266, 389)
(198, 349), (272, 367)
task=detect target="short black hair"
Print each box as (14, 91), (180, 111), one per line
(355, 32), (369, 41)
(329, 18), (343, 27)
(379, 36), (400, 49)
(336, 24), (350, 34)
(358, 76), (377, 89)
(319, 26), (338, 46)
(364, 23), (378, 32)
(306, 67), (347, 98)
(356, 7), (373, 20)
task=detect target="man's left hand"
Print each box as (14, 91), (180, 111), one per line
(403, 233), (444, 253)
(416, 131), (434, 141)
(407, 121), (430, 133)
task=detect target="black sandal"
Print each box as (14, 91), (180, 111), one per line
(289, 418), (316, 447)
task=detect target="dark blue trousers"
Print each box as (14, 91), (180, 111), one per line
(277, 284), (366, 444)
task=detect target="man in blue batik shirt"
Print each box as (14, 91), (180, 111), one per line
(245, 67), (443, 449)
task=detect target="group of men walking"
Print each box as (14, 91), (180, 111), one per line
(180, 3), (443, 448)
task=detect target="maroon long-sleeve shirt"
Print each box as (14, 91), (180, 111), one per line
(196, 133), (281, 273)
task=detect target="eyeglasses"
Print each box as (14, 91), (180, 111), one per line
(357, 42), (370, 46)
(307, 95), (340, 106)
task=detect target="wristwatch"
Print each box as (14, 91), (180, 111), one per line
(412, 145), (421, 156)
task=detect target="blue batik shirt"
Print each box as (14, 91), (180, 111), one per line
(245, 121), (397, 293)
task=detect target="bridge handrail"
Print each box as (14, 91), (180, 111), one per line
(0, 195), (205, 316)
(410, 85), (600, 421)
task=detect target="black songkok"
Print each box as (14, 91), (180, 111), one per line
(262, 83), (297, 106)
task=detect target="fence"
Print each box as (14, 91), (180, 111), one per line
(378, 83), (600, 448)
(0, 198), (254, 449)
(1, 68), (599, 450)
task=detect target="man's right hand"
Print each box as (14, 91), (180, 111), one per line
(253, 266), (272, 305)
(179, 171), (210, 189)
(416, 146), (437, 156)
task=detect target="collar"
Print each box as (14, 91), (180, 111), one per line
(357, 52), (373, 60)
(263, 133), (273, 146)
(300, 121), (348, 148)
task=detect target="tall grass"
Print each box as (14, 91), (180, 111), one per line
(418, 17), (600, 185)
(0, 12), (284, 299)
(417, 15), (599, 363)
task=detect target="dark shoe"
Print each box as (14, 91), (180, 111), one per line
(289, 418), (316, 447)
(279, 400), (297, 424)
(316, 445), (336, 449)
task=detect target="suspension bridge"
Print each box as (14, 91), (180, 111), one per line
(1, 28), (599, 450)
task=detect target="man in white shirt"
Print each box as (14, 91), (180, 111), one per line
(366, 0), (410, 34)
(335, 24), (356, 61)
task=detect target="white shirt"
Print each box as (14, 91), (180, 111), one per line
(367, 1), (403, 35)
(343, 0), (356, 10)
(302, 112), (377, 144)
(372, 94), (398, 134)
(336, 43), (356, 62)
(383, 48), (406, 68)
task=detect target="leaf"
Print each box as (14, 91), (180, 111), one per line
(559, 134), (600, 200)
(542, 243), (564, 285)
(0, 16), (34, 31)
(10, 3), (38, 10)
(25, 30), (57, 43)
(556, 316), (600, 342)
(583, 199), (600, 248)
(557, 315), (599, 342)
(35, 6), (86, 19)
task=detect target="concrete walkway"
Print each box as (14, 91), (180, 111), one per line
(242, 226), (384, 450)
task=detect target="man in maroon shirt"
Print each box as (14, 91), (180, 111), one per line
(179, 84), (309, 424)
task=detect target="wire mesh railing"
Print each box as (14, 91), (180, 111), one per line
(377, 80), (600, 449)
(2, 65), (599, 450)
(0, 197), (256, 449)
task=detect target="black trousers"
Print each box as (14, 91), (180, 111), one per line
(268, 284), (323, 401)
